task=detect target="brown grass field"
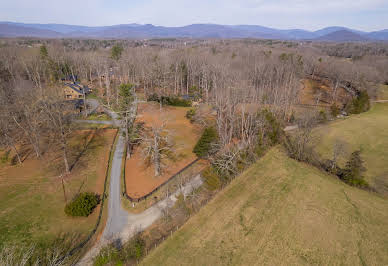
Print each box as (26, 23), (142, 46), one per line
(141, 147), (388, 265)
(0, 129), (116, 248)
(125, 102), (201, 198)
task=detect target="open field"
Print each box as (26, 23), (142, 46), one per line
(313, 103), (388, 194)
(0, 129), (116, 248)
(125, 102), (201, 198)
(141, 147), (388, 265)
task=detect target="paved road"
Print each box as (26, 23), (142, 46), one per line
(78, 99), (203, 265)
(102, 135), (129, 241)
(79, 173), (203, 265)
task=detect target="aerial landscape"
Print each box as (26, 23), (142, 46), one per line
(0, 0), (388, 265)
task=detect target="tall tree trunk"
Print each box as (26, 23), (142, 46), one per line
(62, 133), (70, 174)
(154, 134), (160, 177)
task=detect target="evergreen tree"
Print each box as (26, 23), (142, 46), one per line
(343, 150), (368, 187)
(111, 45), (123, 61)
(193, 127), (218, 157)
(40, 45), (48, 59)
(347, 90), (370, 114)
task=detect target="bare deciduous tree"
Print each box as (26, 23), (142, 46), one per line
(141, 119), (174, 177)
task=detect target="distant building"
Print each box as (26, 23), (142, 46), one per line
(63, 82), (91, 100)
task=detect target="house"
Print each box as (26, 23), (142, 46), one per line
(63, 82), (91, 100)
(61, 75), (78, 82)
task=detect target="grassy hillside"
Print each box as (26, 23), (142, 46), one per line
(141, 148), (388, 265)
(0, 129), (116, 248)
(314, 103), (388, 193)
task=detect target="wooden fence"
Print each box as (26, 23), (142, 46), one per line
(123, 158), (201, 202)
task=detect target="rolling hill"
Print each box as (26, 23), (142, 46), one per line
(316, 30), (369, 42)
(0, 23), (62, 38)
(141, 147), (388, 265)
(314, 103), (388, 195)
(0, 21), (387, 41)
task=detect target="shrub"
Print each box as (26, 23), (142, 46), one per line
(123, 234), (145, 260)
(185, 108), (196, 122)
(93, 244), (121, 266)
(164, 96), (192, 107)
(346, 90), (370, 114)
(147, 93), (192, 107)
(0, 150), (10, 164)
(193, 127), (218, 157)
(342, 150), (368, 187)
(318, 110), (327, 123)
(147, 93), (159, 102)
(202, 166), (221, 191)
(64, 192), (100, 217)
(263, 110), (283, 145)
(330, 104), (340, 117)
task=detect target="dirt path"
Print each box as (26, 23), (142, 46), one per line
(74, 120), (114, 125)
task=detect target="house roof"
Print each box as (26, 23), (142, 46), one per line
(64, 83), (91, 94)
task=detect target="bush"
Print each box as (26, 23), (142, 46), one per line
(147, 93), (159, 102)
(164, 96), (192, 107)
(185, 108), (196, 122)
(330, 104), (340, 117)
(346, 90), (370, 114)
(123, 235), (145, 260)
(193, 127), (218, 157)
(147, 93), (192, 107)
(94, 244), (121, 266)
(318, 110), (327, 123)
(93, 234), (145, 266)
(202, 166), (221, 191)
(263, 110), (283, 145)
(0, 150), (10, 164)
(64, 192), (100, 217)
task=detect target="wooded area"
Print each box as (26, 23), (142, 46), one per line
(1, 39), (386, 172)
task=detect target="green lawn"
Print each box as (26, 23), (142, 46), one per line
(86, 113), (112, 121)
(313, 103), (388, 194)
(0, 129), (116, 249)
(141, 148), (388, 265)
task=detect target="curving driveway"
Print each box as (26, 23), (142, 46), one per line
(78, 100), (203, 265)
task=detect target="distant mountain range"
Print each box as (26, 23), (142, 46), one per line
(0, 22), (387, 41)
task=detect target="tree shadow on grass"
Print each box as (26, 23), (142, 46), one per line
(45, 129), (106, 175)
(69, 129), (106, 172)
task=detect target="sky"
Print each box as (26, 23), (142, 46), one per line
(1, 0), (387, 31)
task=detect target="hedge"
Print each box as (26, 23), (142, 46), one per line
(193, 127), (218, 158)
(147, 93), (192, 107)
(64, 192), (100, 217)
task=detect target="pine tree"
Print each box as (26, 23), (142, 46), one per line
(343, 150), (368, 187)
(193, 127), (218, 157)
